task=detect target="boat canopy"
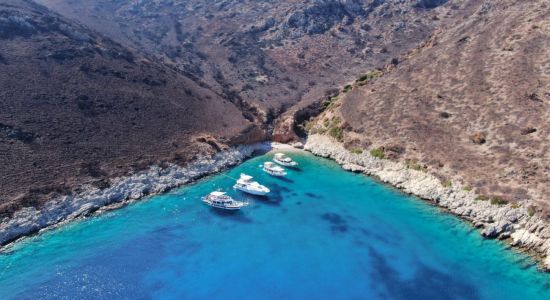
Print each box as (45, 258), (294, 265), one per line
(239, 174), (253, 181)
(210, 191), (226, 196)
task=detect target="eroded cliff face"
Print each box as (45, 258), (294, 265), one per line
(299, 0), (550, 214)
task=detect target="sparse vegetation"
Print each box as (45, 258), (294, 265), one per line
(303, 120), (314, 133)
(528, 205), (536, 217)
(442, 180), (452, 188)
(490, 197), (508, 205)
(329, 126), (343, 142)
(511, 203), (520, 209)
(406, 159), (427, 172)
(463, 186), (472, 192)
(342, 84), (352, 93)
(356, 70), (384, 83)
(350, 147), (363, 154)
(327, 116), (343, 142)
(311, 115), (344, 142)
(370, 147), (385, 159)
(321, 96), (340, 111)
(475, 195), (489, 201)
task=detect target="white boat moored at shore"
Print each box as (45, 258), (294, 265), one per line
(262, 162), (287, 177)
(202, 191), (248, 210)
(273, 153), (298, 167)
(233, 173), (270, 195)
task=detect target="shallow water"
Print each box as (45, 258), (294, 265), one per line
(1, 152), (549, 299)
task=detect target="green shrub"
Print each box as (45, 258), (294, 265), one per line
(528, 205), (536, 217)
(442, 180), (452, 188)
(356, 70), (384, 83)
(321, 96), (339, 111)
(350, 147), (363, 154)
(343, 84), (352, 93)
(329, 126), (343, 142)
(370, 147), (385, 159)
(463, 186), (472, 192)
(511, 203), (520, 209)
(316, 127), (327, 135)
(490, 197), (508, 205)
(406, 159), (427, 172)
(475, 195), (489, 201)
(357, 75), (369, 82)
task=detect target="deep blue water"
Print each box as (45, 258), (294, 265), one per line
(1, 152), (549, 299)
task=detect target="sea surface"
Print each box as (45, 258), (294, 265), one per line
(1, 152), (549, 299)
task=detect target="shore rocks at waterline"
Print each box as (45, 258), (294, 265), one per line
(304, 134), (550, 271)
(0, 143), (269, 247)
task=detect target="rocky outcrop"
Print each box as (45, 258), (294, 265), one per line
(0, 143), (270, 247)
(305, 134), (550, 270)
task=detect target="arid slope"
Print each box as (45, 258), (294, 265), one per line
(37, 0), (448, 128)
(0, 0), (456, 217)
(308, 0), (550, 211)
(0, 0), (254, 216)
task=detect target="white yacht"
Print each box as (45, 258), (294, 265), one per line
(233, 173), (270, 195)
(273, 153), (298, 167)
(262, 162), (287, 177)
(202, 191), (248, 210)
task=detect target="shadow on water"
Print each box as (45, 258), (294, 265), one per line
(273, 176), (294, 183)
(244, 193), (282, 206)
(270, 183), (291, 193)
(208, 208), (253, 223)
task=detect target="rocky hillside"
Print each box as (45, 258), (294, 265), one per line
(37, 0), (447, 130)
(0, 0), (257, 217)
(3, 0), (548, 224)
(1, 0), (455, 218)
(305, 0), (550, 212)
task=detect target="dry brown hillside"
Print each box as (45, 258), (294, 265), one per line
(0, 0), (255, 217)
(37, 0), (447, 125)
(1, 0), (456, 217)
(308, 0), (550, 211)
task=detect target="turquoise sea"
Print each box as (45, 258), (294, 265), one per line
(0, 152), (549, 299)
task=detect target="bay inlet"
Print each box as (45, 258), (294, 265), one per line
(0, 152), (549, 299)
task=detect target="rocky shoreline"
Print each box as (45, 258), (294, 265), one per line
(0, 142), (273, 249)
(2, 135), (549, 272)
(304, 134), (550, 271)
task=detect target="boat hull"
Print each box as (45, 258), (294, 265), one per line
(233, 185), (269, 196)
(273, 159), (298, 168)
(263, 168), (287, 177)
(201, 197), (247, 210)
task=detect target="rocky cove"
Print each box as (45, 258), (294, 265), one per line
(304, 134), (550, 271)
(0, 142), (273, 248)
(2, 134), (550, 274)
(0, 132), (548, 277)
